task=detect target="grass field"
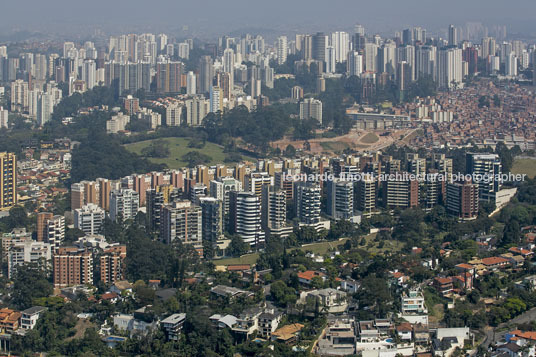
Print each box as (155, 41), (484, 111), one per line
(124, 137), (254, 169)
(512, 158), (536, 179)
(360, 132), (379, 144)
(212, 234), (403, 267)
(319, 141), (351, 152)
(293, 238), (350, 255)
(213, 253), (260, 266)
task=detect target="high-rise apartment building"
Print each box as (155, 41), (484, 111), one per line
(37, 212), (53, 242)
(326, 179), (354, 220)
(448, 25), (458, 47)
(347, 52), (363, 77)
(446, 180), (479, 220)
(0, 152), (17, 211)
(185, 96), (209, 126)
(186, 71), (197, 95)
(100, 245), (127, 284)
(210, 177), (242, 218)
(36, 93), (53, 127)
(0, 107), (8, 129)
(261, 185), (288, 236)
(293, 182), (321, 225)
(146, 185), (181, 232)
(156, 60), (184, 93)
(406, 153), (426, 176)
(356, 175), (376, 216)
(437, 48), (463, 89)
(466, 153), (502, 202)
(45, 215), (65, 252)
(299, 98), (323, 125)
(160, 201), (203, 256)
(53, 247), (93, 287)
(277, 36), (288, 65)
(8, 239), (52, 278)
(199, 197), (223, 246)
(331, 31), (349, 63)
(166, 103), (183, 126)
(74, 203), (105, 235)
(199, 56), (214, 95)
(312, 32), (327, 63)
(364, 43), (378, 73)
(209, 86), (223, 113)
(383, 174), (419, 208)
(246, 172), (274, 197)
(229, 191), (264, 247)
(10, 80), (29, 112)
(110, 189), (140, 222)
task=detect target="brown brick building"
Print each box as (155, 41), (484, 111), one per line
(100, 245), (127, 285)
(53, 247), (93, 287)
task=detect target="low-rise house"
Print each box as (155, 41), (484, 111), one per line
(297, 270), (326, 285)
(301, 288), (348, 314)
(455, 263), (475, 275)
(113, 306), (159, 338)
(414, 323), (430, 344)
(231, 307), (263, 340)
(0, 308), (21, 333)
(109, 280), (133, 295)
(227, 264), (251, 273)
(396, 322), (413, 341)
(20, 306), (47, 330)
(340, 278), (360, 293)
(500, 253), (525, 267)
(432, 336), (461, 356)
(210, 285), (254, 301)
(515, 275), (536, 291)
(401, 289), (428, 315)
(161, 313), (186, 341)
(507, 329), (536, 343)
(496, 342), (521, 356)
(358, 320), (381, 342)
(100, 292), (119, 304)
(433, 277), (454, 295)
(209, 314), (238, 329)
(258, 308), (283, 339)
(60, 285), (93, 300)
(316, 318), (357, 356)
(481, 256), (510, 270)
(231, 305), (281, 341)
(432, 327), (471, 356)
(374, 319), (393, 335)
(271, 323), (304, 345)
(509, 247), (533, 258)
(390, 270), (410, 286)
(452, 272), (474, 291)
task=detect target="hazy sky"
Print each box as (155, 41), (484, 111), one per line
(2, 0), (536, 38)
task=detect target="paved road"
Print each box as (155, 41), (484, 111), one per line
(481, 307), (536, 348)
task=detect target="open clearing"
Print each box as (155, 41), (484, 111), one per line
(360, 132), (379, 144)
(213, 234), (403, 266)
(512, 158), (536, 179)
(271, 128), (410, 154)
(124, 137), (254, 169)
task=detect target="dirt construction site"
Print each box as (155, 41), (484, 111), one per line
(271, 128), (419, 154)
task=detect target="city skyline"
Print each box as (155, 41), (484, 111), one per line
(1, 0), (536, 40)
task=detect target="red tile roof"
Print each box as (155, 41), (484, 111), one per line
(455, 263), (474, 270)
(298, 270), (325, 281)
(227, 265), (251, 271)
(481, 257), (509, 266)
